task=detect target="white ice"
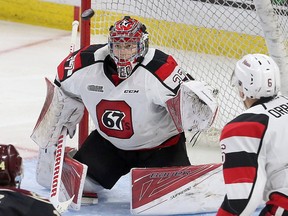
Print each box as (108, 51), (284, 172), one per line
(0, 20), (260, 215)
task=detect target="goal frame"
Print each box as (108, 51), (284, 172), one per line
(78, 0), (91, 146)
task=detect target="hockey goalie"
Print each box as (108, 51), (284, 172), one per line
(31, 16), (220, 214)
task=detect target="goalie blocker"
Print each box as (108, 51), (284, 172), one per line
(30, 78), (84, 148)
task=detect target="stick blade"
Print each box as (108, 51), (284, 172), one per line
(51, 195), (75, 213)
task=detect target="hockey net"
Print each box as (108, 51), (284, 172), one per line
(79, 0), (288, 147)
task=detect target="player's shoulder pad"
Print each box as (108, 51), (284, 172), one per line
(234, 112), (268, 124)
(57, 44), (107, 82)
(221, 112), (268, 144)
(140, 48), (192, 93)
(141, 48), (178, 82)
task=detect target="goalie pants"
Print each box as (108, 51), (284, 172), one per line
(73, 130), (191, 189)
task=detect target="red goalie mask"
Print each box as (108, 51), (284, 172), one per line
(0, 144), (23, 188)
(109, 16), (149, 79)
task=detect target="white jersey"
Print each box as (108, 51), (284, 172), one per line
(218, 95), (288, 215)
(55, 44), (190, 150)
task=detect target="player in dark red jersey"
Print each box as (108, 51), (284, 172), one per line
(31, 16), (218, 208)
(0, 144), (59, 216)
(217, 54), (288, 216)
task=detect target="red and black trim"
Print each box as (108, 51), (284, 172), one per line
(142, 49), (191, 94)
(135, 133), (182, 151)
(218, 113), (269, 215)
(144, 49), (174, 78)
(218, 195), (245, 215)
(259, 192), (288, 215)
(57, 44), (107, 82)
(221, 191), (288, 216)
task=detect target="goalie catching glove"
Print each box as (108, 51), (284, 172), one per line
(31, 78), (84, 148)
(166, 80), (218, 132)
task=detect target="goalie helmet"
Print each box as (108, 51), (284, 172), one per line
(108, 16), (149, 79)
(0, 144), (23, 188)
(231, 54), (281, 99)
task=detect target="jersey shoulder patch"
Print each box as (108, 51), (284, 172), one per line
(143, 49), (178, 81)
(57, 44), (107, 82)
(141, 49), (191, 93)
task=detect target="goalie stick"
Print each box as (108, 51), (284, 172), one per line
(49, 9), (98, 212)
(50, 127), (74, 213)
(49, 19), (80, 213)
(69, 20), (79, 53)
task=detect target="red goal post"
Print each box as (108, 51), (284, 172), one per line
(78, 0), (91, 146)
(78, 0), (288, 148)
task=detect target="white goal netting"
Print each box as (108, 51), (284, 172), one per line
(85, 0), (288, 147)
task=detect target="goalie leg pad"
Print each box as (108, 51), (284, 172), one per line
(36, 145), (56, 189)
(37, 146), (98, 210)
(60, 147), (89, 210)
(131, 163), (224, 215)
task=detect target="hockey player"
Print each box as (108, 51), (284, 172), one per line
(0, 144), (59, 216)
(31, 16), (218, 209)
(217, 54), (288, 215)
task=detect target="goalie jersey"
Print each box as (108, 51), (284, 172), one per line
(218, 95), (288, 215)
(55, 44), (191, 150)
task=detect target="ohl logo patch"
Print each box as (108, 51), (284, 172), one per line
(96, 100), (134, 139)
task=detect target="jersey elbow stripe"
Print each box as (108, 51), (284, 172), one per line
(226, 182), (253, 200)
(223, 167), (256, 184)
(223, 151), (258, 168)
(220, 196), (250, 215)
(217, 207), (236, 216)
(221, 136), (260, 154)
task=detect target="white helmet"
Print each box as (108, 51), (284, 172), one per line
(231, 54), (281, 99)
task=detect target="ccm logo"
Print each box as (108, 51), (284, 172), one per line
(124, 90), (139, 93)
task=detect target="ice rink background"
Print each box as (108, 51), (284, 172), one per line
(0, 20), (261, 215)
